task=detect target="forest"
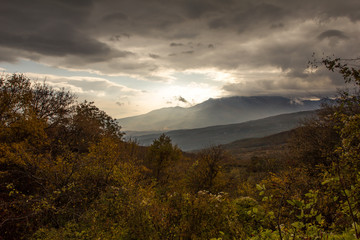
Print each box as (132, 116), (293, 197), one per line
(1, 57), (360, 240)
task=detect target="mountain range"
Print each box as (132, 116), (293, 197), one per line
(125, 110), (316, 151)
(118, 96), (330, 131)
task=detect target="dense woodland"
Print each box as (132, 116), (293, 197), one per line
(1, 57), (360, 239)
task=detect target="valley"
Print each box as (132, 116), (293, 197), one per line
(125, 110), (316, 151)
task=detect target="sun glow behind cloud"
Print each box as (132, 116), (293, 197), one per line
(159, 82), (223, 107)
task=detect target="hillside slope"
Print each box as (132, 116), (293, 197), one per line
(128, 110), (315, 151)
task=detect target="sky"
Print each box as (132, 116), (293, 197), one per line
(1, 0), (360, 118)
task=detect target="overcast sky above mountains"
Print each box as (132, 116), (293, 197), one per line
(1, 0), (359, 117)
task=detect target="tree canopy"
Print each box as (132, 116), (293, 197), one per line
(1, 61), (360, 240)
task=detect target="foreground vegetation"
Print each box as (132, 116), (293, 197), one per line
(1, 57), (360, 239)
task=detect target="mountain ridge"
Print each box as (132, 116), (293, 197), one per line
(126, 110), (316, 151)
(118, 96), (330, 131)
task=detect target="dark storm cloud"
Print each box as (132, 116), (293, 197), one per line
(270, 23), (284, 29)
(182, 51), (194, 54)
(0, 47), (19, 62)
(102, 12), (128, 22)
(208, 19), (228, 29)
(177, 96), (189, 104)
(109, 34), (131, 41)
(0, 0), (359, 95)
(170, 43), (184, 47)
(0, 27), (112, 57)
(149, 54), (161, 59)
(0, 1), (92, 34)
(0, 0), (121, 62)
(232, 3), (286, 32)
(182, 0), (217, 19)
(318, 30), (349, 40)
(286, 70), (308, 79)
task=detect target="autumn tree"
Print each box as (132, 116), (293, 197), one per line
(146, 134), (181, 183)
(186, 146), (229, 193)
(255, 56), (360, 238)
(0, 74), (124, 239)
(288, 104), (340, 177)
(65, 101), (123, 153)
(319, 57), (360, 237)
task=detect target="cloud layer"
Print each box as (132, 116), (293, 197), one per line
(1, 0), (359, 116)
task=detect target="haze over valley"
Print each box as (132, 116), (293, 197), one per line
(119, 95), (331, 150)
(119, 96), (327, 131)
(128, 110), (317, 151)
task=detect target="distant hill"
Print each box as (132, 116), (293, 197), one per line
(126, 110), (316, 151)
(222, 130), (294, 150)
(118, 96), (330, 131)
